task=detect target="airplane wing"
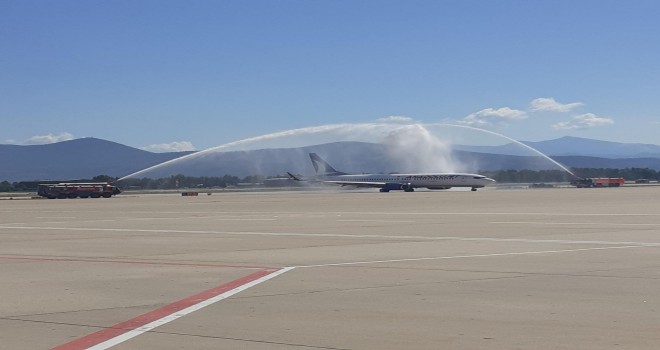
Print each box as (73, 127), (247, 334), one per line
(322, 180), (388, 188)
(286, 172), (303, 181)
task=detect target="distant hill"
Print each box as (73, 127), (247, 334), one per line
(2, 137), (660, 182)
(0, 138), (191, 182)
(456, 136), (660, 158)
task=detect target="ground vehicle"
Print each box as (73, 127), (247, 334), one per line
(37, 182), (121, 199)
(571, 177), (625, 188)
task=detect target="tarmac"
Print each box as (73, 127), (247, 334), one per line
(1, 186), (659, 349)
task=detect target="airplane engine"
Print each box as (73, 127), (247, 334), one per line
(426, 186), (450, 190)
(380, 183), (414, 192)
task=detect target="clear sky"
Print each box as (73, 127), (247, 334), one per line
(1, 0), (659, 151)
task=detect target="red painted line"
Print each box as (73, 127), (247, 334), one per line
(51, 269), (276, 350)
(0, 255), (273, 270)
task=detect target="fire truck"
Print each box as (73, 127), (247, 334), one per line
(571, 177), (625, 188)
(37, 182), (121, 199)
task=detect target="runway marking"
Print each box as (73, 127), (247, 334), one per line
(52, 267), (294, 350)
(125, 214), (281, 221)
(330, 211), (660, 217)
(295, 245), (654, 268)
(36, 217), (76, 219)
(232, 211), (660, 217)
(1, 226), (659, 247)
(0, 256), (274, 270)
(16, 209), (660, 217)
(492, 221), (660, 227)
(336, 219), (415, 223)
(213, 218), (277, 221)
(126, 217), (199, 221)
(21, 230), (648, 347)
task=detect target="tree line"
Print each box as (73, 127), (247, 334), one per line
(0, 174), (245, 192)
(482, 167), (660, 183)
(2, 168), (659, 192)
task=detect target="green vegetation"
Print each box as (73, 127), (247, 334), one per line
(482, 170), (573, 183)
(0, 175), (120, 193)
(0, 181), (14, 192)
(483, 168), (660, 183)
(570, 167), (660, 181)
(118, 175), (242, 190)
(2, 168), (660, 192)
(0, 175), (241, 192)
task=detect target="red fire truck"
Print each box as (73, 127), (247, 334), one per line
(571, 177), (625, 188)
(37, 183), (121, 199)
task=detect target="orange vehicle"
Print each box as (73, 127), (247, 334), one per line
(592, 178), (625, 187)
(571, 177), (624, 188)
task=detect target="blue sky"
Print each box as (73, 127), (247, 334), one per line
(1, 0), (659, 151)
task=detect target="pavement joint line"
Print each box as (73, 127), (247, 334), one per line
(129, 329), (351, 350)
(293, 245), (655, 268)
(0, 256), (275, 270)
(1, 225), (659, 247)
(51, 267), (295, 350)
(4, 317), (348, 349)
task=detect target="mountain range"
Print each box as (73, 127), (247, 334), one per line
(0, 138), (193, 182)
(1, 136), (660, 182)
(456, 136), (660, 158)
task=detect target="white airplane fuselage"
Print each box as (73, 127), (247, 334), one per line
(289, 153), (495, 192)
(319, 173), (495, 191)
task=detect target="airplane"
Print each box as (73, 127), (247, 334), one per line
(287, 153), (495, 192)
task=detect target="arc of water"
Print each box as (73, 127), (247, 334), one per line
(439, 123), (576, 177)
(118, 122), (576, 181)
(118, 123), (375, 181)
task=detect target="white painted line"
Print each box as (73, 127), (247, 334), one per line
(84, 267), (295, 350)
(323, 211), (660, 217)
(1, 226), (659, 247)
(492, 221), (660, 227)
(37, 210), (660, 217)
(213, 218), (277, 221)
(336, 219), (415, 223)
(126, 215), (279, 221)
(295, 245), (653, 268)
(36, 217), (76, 219)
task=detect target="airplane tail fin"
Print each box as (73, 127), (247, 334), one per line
(309, 153), (346, 175)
